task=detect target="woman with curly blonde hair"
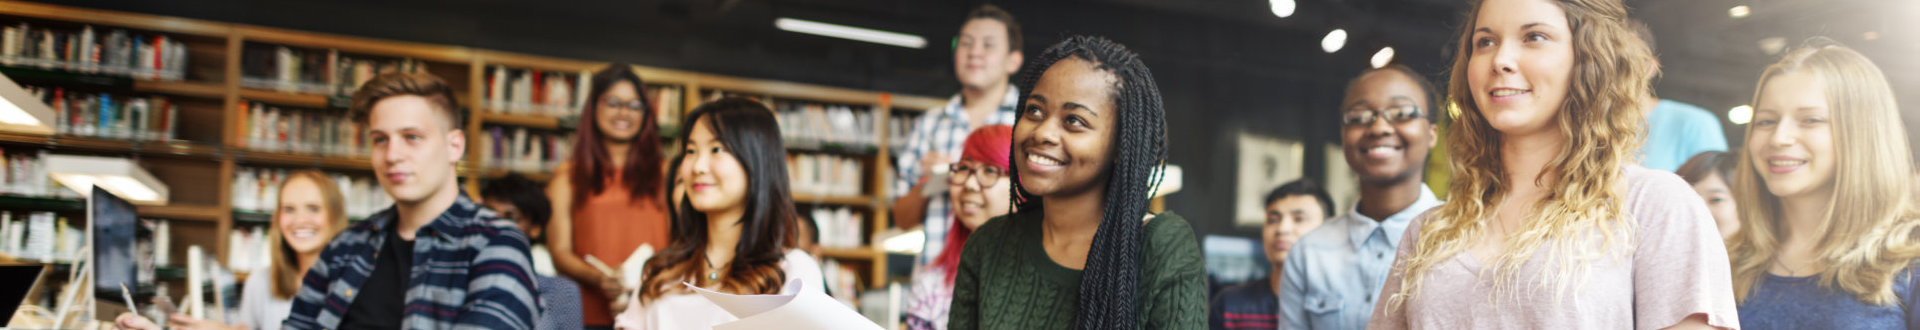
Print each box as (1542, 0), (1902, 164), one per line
(1729, 39), (1920, 329)
(1366, 0), (1738, 328)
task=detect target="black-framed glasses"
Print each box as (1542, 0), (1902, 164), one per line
(1341, 104), (1425, 126)
(601, 99), (647, 112)
(948, 163), (1006, 187)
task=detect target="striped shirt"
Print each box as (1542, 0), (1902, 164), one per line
(893, 86), (1019, 266)
(283, 194), (542, 330)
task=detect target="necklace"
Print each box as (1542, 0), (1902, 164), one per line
(704, 256), (721, 281)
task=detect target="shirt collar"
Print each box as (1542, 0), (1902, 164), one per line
(367, 193), (484, 241)
(943, 85), (1023, 118)
(1344, 185), (1443, 248)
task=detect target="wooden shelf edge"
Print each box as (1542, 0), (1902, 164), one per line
(0, 133), (220, 159)
(233, 25), (474, 64)
(0, 0), (234, 38)
(820, 247), (879, 260)
(790, 194), (876, 207)
(138, 204), (222, 222)
(132, 80), (227, 99)
(234, 151), (372, 171)
(891, 95), (947, 112)
(478, 113), (562, 130)
(475, 51), (607, 72)
(239, 88), (333, 108)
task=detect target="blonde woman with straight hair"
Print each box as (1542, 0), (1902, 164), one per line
(1729, 38), (1920, 329)
(115, 171), (350, 330)
(1366, 0), (1739, 328)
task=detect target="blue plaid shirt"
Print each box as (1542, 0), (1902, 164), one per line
(284, 194), (542, 330)
(893, 86), (1019, 266)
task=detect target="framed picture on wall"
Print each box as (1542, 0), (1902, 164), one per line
(1324, 143), (1358, 214)
(1235, 132), (1303, 227)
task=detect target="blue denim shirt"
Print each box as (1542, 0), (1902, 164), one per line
(1280, 186), (1440, 330)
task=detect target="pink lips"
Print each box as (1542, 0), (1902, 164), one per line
(1766, 156), (1807, 174)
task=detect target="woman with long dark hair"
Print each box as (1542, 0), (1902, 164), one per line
(612, 97), (822, 330)
(546, 64), (672, 328)
(948, 35), (1206, 329)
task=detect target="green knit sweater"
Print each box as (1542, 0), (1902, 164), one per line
(948, 210), (1207, 330)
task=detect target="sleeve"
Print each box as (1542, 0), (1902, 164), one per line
(1689, 109), (1730, 155)
(235, 267), (271, 328)
(946, 226), (983, 330)
(1628, 173), (1740, 330)
(454, 226), (543, 330)
(1365, 213), (1425, 330)
(892, 112), (938, 200)
(1906, 267), (1920, 330)
(1144, 216), (1209, 330)
(1280, 243), (1311, 330)
(281, 241), (340, 330)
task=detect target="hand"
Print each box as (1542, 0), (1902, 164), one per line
(166, 314), (232, 330)
(112, 313), (161, 330)
(920, 152), (951, 182)
(598, 274), (625, 300)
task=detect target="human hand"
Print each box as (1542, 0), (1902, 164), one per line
(111, 313), (161, 330)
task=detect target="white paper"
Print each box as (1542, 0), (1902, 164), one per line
(622, 244), (653, 288)
(685, 281), (881, 330)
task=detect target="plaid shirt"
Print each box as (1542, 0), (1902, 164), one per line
(893, 86), (1019, 266)
(284, 194), (542, 330)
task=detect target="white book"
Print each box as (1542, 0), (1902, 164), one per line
(490, 66), (508, 112)
(23, 212), (53, 260)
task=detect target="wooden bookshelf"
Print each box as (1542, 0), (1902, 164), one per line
(0, 0), (934, 290)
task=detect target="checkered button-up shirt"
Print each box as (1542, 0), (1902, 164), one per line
(283, 194), (542, 330)
(894, 86), (1020, 266)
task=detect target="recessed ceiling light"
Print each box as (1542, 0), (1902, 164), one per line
(1270, 0), (1297, 18)
(1322, 29), (1347, 54)
(1370, 47), (1395, 68)
(1759, 37), (1787, 55)
(1729, 105), (1753, 125)
(775, 17), (927, 49)
(1729, 5), (1751, 18)
(1864, 31), (1880, 40)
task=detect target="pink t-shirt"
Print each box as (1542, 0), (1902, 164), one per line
(1368, 166), (1741, 330)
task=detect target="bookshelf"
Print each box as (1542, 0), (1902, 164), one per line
(0, 1), (948, 291)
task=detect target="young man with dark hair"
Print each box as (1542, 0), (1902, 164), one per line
(892, 4), (1025, 266)
(284, 73), (541, 329)
(1279, 65), (1445, 330)
(1211, 179), (1334, 330)
(483, 174), (583, 330)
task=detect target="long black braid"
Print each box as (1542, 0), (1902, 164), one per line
(1008, 35), (1167, 330)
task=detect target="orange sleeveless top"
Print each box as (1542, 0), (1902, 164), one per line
(572, 171), (671, 326)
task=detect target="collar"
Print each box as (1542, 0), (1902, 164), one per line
(942, 84), (1022, 118)
(1344, 185), (1443, 248)
(366, 193), (485, 241)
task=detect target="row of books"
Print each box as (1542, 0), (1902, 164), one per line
(775, 102), (878, 151)
(231, 167), (390, 219)
(484, 66), (588, 116)
(821, 259), (863, 307)
(809, 206), (865, 249)
(225, 225), (270, 272)
(241, 44), (427, 95)
(235, 101), (368, 157)
(0, 212), (76, 262)
(887, 112), (918, 153)
(0, 148), (60, 198)
(0, 23), (189, 81)
(23, 85), (180, 141)
(480, 126), (573, 173)
(789, 153), (864, 198)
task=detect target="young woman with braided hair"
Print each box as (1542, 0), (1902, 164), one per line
(947, 35), (1206, 330)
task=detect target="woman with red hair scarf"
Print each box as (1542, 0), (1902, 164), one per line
(904, 124), (1014, 330)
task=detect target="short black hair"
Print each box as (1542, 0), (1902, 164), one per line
(964, 4), (1022, 54)
(482, 174), (553, 229)
(1265, 178), (1335, 217)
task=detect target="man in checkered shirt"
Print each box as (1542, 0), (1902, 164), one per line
(893, 4), (1024, 266)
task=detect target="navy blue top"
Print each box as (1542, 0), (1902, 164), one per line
(1209, 278), (1279, 330)
(1737, 266), (1920, 330)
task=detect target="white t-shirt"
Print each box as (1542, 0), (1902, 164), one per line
(235, 267), (293, 330)
(613, 249), (824, 330)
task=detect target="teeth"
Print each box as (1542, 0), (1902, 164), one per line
(1369, 146), (1398, 153)
(1769, 160), (1807, 167)
(1029, 154), (1063, 166)
(1492, 89), (1526, 97)
(291, 229), (316, 239)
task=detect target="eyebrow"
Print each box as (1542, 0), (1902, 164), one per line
(1063, 102), (1099, 117)
(1475, 22), (1556, 35)
(1028, 94), (1048, 103)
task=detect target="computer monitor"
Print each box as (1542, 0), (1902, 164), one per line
(90, 186), (138, 321)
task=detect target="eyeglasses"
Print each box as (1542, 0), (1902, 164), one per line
(601, 99), (647, 112)
(948, 163), (1006, 187)
(1341, 104), (1425, 126)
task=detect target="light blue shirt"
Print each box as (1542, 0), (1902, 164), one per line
(1280, 186), (1442, 330)
(1639, 99), (1728, 172)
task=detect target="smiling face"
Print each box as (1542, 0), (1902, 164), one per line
(954, 19), (1021, 91)
(1341, 70), (1437, 183)
(277, 177), (337, 254)
(1749, 71), (1837, 201)
(681, 117), (749, 214)
(1690, 173), (1740, 238)
(1263, 195), (1328, 265)
(1014, 57), (1119, 198)
(595, 80), (646, 142)
(1466, 0), (1576, 138)
(369, 96), (465, 204)
(948, 159), (1013, 230)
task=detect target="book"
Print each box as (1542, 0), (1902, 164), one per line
(0, 24), (186, 80)
(23, 85), (181, 141)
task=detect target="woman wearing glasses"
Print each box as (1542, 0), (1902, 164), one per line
(904, 125), (1014, 330)
(547, 64), (674, 329)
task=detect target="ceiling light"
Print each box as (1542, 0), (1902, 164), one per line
(1270, 0), (1297, 18)
(1729, 5), (1751, 18)
(1864, 31), (1880, 40)
(45, 154), (169, 205)
(1322, 29), (1347, 54)
(0, 72), (56, 135)
(775, 18), (926, 49)
(1759, 37), (1787, 55)
(1370, 47), (1396, 68)
(1729, 105), (1753, 125)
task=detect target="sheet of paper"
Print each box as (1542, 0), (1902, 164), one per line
(623, 244), (653, 288)
(685, 281), (881, 330)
